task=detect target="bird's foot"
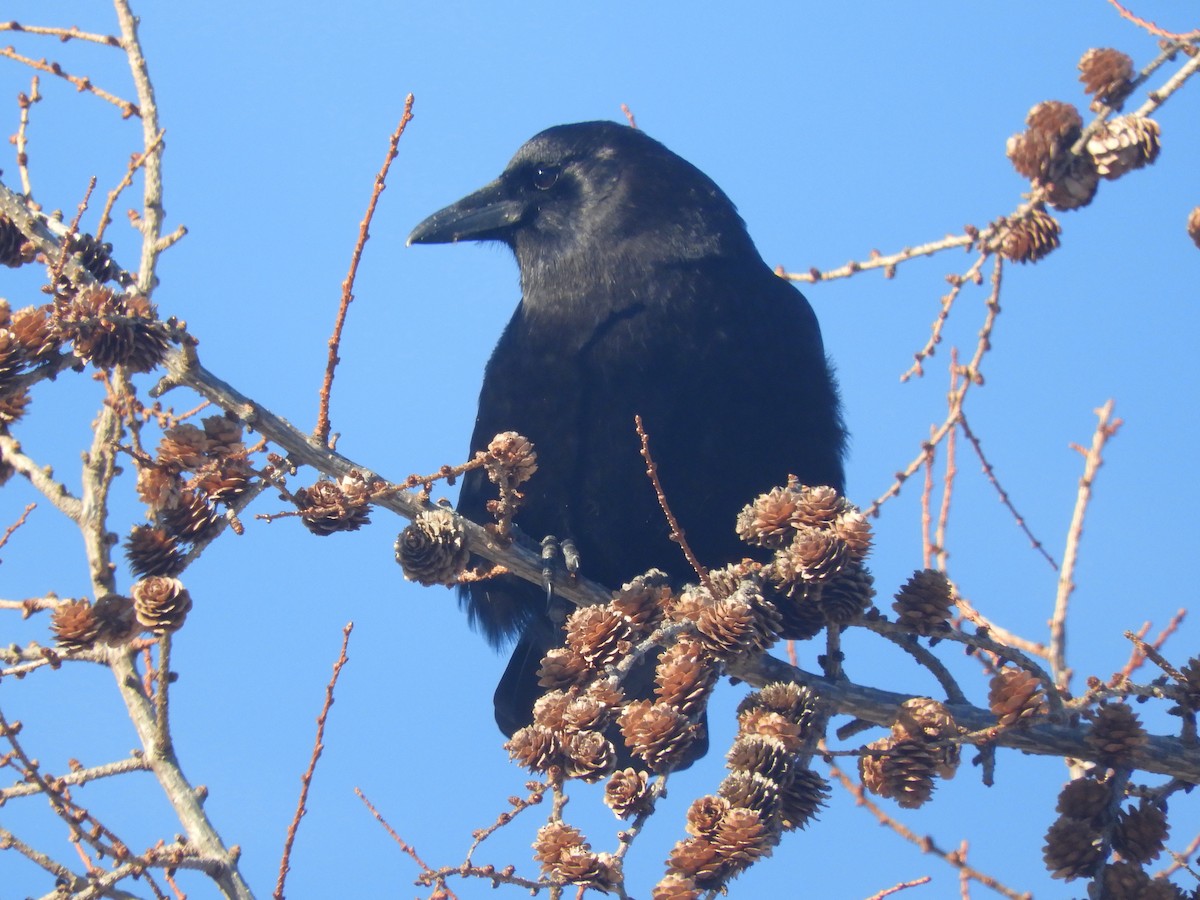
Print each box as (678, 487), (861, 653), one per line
(540, 535), (580, 603)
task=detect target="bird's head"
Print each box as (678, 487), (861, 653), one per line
(408, 121), (753, 278)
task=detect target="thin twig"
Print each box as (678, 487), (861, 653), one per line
(634, 415), (710, 590)
(314, 94), (415, 446)
(0, 21), (124, 46)
(0, 45), (138, 117)
(1106, 0), (1200, 41)
(1050, 400), (1121, 694)
(96, 129), (164, 244)
(15, 76), (40, 200)
(779, 232), (976, 284)
(0, 502), (36, 552)
(865, 876), (933, 900)
(275, 622), (353, 900)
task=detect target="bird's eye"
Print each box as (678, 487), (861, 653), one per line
(532, 165), (560, 190)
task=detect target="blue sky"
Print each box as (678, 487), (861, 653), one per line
(3, 2), (1199, 898)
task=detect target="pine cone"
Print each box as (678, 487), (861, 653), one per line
(54, 287), (169, 372)
(1043, 155), (1100, 211)
(1173, 655), (1200, 713)
(717, 770), (780, 818)
(778, 767), (829, 831)
(92, 594), (138, 646)
(1188, 207), (1200, 251)
(532, 821), (587, 871)
(202, 414), (246, 455)
(51, 599), (101, 652)
(531, 690), (573, 730)
(685, 794), (731, 837)
(611, 569), (670, 632)
(537, 647), (590, 690)
(1055, 775), (1112, 823)
(1043, 815), (1103, 880)
(790, 484), (844, 528)
(735, 484), (799, 548)
(157, 424), (209, 470)
(726, 734), (795, 785)
(1101, 860), (1151, 899)
(10, 305), (59, 364)
(859, 736), (939, 809)
(666, 836), (725, 884)
(395, 508), (469, 585)
(769, 582), (827, 640)
(191, 452), (254, 506)
(737, 708), (803, 752)
(834, 509), (872, 560)
(562, 689), (618, 732)
(125, 525), (185, 577)
(295, 476), (371, 535)
(651, 874), (699, 900)
(131, 576), (193, 634)
(564, 605), (631, 667)
(67, 231), (120, 283)
(484, 431), (538, 486)
(996, 208), (1061, 264)
(0, 388), (30, 425)
(695, 594), (762, 657)
(739, 681), (819, 734)
(618, 700), (696, 772)
(1087, 116), (1161, 179)
(505, 724), (562, 773)
(654, 637), (718, 718)
(160, 489), (221, 540)
(781, 526), (849, 583)
(989, 667), (1047, 727)
(0, 215), (36, 268)
(892, 568), (953, 635)
(1113, 802), (1169, 864)
(604, 767), (651, 819)
(136, 464), (184, 510)
(0, 328), (26, 388)
(818, 561), (875, 625)
(1078, 48), (1135, 108)
(562, 730), (616, 783)
(1086, 702), (1147, 764)
(708, 806), (774, 870)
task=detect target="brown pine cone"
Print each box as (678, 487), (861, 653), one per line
(685, 794), (731, 837)
(564, 605), (631, 667)
(54, 287), (169, 372)
(834, 509), (872, 560)
(505, 724), (562, 773)
(1086, 702), (1147, 764)
(536, 647), (590, 690)
(125, 525), (185, 578)
(201, 414), (246, 455)
(562, 689), (618, 732)
(817, 562), (875, 625)
(1078, 48), (1135, 107)
(294, 476), (371, 535)
(726, 734), (795, 785)
(892, 568), (953, 635)
(618, 700), (696, 772)
(562, 730), (616, 783)
(157, 424), (209, 470)
(1087, 116), (1161, 179)
(1055, 775), (1112, 823)
(1113, 802), (1169, 865)
(651, 874), (699, 900)
(131, 576), (193, 634)
(192, 451), (255, 505)
(604, 767), (652, 819)
(735, 484), (800, 548)
(0, 388), (30, 425)
(160, 489), (222, 540)
(92, 594), (138, 646)
(717, 770), (780, 818)
(738, 681), (819, 734)
(737, 708), (803, 752)
(859, 736), (939, 809)
(67, 231), (120, 283)
(51, 599), (101, 652)
(10, 305), (59, 364)
(484, 431), (538, 486)
(136, 464), (184, 511)
(996, 208), (1061, 264)
(781, 526), (849, 583)
(778, 767), (829, 831)
(989, 667), (1048, 727)
(708, 806), (775, 870)
(611, 569), (670, 632)
(790, 484), (844, 528)
(0, 328), (26, 388)
(666, 836), (725, 884)
(1042, 815), (1103, 880)
(395, 508), (469, 586)
(0, 215), (36, 268)
(1188, 207), (1200, 251)
(654, 637), (718, 719)
(1101, 860), (1151, 899)
(531, 690), (573, 730)
(532, 820), (586, 871)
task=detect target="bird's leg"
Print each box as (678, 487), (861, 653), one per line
(539, 535), (581, 604)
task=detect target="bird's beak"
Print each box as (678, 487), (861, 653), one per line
(407, 179), (527, 246)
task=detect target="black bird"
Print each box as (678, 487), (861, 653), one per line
(409, 121), (846, 741)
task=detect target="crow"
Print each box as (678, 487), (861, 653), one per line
(409, 121), (846, 742)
